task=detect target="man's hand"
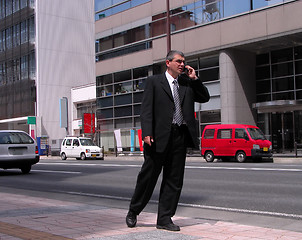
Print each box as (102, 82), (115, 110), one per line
(143, 136), (154, 146)
(185, 65), (198, 80)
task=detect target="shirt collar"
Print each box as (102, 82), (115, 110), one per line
(165, 71), (178, 84)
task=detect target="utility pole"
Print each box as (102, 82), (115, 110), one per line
(166, 0), (171, 53)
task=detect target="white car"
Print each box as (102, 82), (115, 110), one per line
(60, 137), (104, 160)
(0, 130), (40, 174)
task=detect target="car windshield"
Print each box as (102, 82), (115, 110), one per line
(247, 128), (266, 140)
(0, 132), (34, 144)
(80, 138), (96, 146)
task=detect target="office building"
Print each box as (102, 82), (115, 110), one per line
(0, 0), (95, 153)
(95, 0), (302, 153)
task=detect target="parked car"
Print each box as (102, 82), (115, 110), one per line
(0, 130), (39, 173)
(201, 124), (272, 162)
(60, 136), (104, 160)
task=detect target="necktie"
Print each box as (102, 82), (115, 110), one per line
(172, 80), (184, 126)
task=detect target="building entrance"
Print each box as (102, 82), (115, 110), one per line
(271, 112), (294, 152)
(257, 108), (302, 153)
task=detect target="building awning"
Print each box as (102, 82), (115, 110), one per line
(253, 100), (302, 113)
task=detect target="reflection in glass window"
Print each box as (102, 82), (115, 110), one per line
(21, 20), (28, 44)
(256, 80), (270, 94)
(296, 75), (302, 90)
(256, 66), (270, 80)
(115, 106), (132, 117)
(0, 30), (4, 52)
(133, 79), (145, 91)
(204, 129), (215, 139)
(133, 92), (143, 103)
(115, 117), (132, 128)
(295, 61), (302, 75)
(97, 74), (112, 86)
(217, 129), (232, 139)
(134, 104), (141, 115)
(114, 70), (130, 83)
(0, 0), (5, 19)
(133, 66), (149, 79)
(112, 1), (130, 15)
(273, 91), (294, 101)
(100, 108), (113, 118)
(257, 94), (271, 102)
(95, 0), (151, 20)
(114, 82), (132, 94)
(223, 0), (250, 18)
(20, 0), (27, 9)
(13, 0), (20, 13)
(0, 63), (4, 85)
(252, 0), (284, 10)
(235, 128), (247, 139)
(272, 77), (294, 92)
(97, 97), (113, 108)
(272, 62), (293, 78)
(199, 68), (219, 82)
(21, 55), (28, 80)
(115, 94), (132, 105)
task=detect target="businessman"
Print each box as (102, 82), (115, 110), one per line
(126, 50), (210, 231)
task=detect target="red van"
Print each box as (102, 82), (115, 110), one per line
(201, 124), (272, 162)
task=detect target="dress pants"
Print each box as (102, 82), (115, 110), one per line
(129, 124), (187, 225)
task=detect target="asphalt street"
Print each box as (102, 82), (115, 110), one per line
(1, 156), (302, 234)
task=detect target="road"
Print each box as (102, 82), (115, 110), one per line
(1, 157), (302, 232)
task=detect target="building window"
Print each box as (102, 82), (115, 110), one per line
(256, 46), (302, 103)
(95, 0), (151, 20)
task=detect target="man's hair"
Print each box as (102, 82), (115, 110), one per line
(166, 50), (185, 61)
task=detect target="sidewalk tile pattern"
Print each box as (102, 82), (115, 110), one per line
(1, 192), (302, 240)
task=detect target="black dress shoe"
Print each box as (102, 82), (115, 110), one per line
(156, 223), (180, 231)
(126, 211), (137, 228)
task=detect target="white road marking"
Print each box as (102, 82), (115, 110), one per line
(32, 170), (82, 174)
(38, 162), (302, 172)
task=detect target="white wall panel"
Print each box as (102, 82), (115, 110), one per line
(36, 0), (95, 142)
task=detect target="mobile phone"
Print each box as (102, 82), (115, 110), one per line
(183, 67), (188, 74)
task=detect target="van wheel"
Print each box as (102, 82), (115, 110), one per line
(235, 151), (246, 163)
(80, 153), (86, 160)
(204, 151), (214, 162)
(61, 152), (67, 160)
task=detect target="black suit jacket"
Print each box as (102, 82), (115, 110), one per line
(141, 73), (210, 152)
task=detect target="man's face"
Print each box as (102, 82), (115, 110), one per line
(166, 54), (185, 78)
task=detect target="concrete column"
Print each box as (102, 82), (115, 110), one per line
(219, 49), (257, 125)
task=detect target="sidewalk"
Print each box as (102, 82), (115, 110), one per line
(0, 192), (302, 240)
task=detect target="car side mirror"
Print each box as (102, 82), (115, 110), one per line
(244, 135), (249, 141)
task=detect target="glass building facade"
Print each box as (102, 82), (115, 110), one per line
(255, 46), (302, 152)
(0, 0), (36, 121)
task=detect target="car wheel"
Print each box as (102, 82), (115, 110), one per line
(235, 151), (246, 163)
(21, 165), (31, 174)
(61, 152), (67, 160)
(204, 151), (214, 162)
(80, 153), (86, 160)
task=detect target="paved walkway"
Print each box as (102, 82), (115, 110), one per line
(1, 192), (302, 240)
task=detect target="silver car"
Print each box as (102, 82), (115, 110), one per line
(0, 130), (40, 174)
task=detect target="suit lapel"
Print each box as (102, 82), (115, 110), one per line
(160, 73), (173, 101)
